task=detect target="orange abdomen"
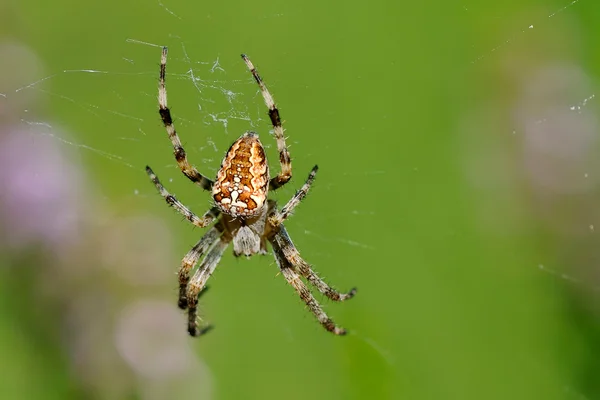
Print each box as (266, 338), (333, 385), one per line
(212, 132), (269, 218)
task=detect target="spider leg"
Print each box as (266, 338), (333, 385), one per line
(159, 47), (214, 191)
(271, 237), (348, 335)
(241, 54), (292, 190)
(274, 225), (356, 302)
(269, 165), (318, 228)
(186, 235), (230, 337)
(178, 226), (222, 309)
(146, 166), (220, 228)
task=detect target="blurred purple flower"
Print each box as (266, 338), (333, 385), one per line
(0, 125), (85, 251)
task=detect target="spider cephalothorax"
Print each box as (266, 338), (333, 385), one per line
(146, 47), (356, 337)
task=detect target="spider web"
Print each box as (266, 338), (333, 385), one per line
(4, 0), (596, 321)
(10, 39), (258, 170)
(3, 32), (378, 251)
(4, 0), (593, 241)
(1, 2), (592, 219)
(1, 1), (598, 398)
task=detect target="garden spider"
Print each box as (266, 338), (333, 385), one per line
(146, 47), (356, 337)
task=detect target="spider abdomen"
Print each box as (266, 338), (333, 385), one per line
(212, 132), (269, 218)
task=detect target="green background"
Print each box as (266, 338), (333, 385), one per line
(1, 0), (600, 399)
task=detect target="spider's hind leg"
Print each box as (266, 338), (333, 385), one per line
(158, 47), (214, 191)
(241, 54), (292, 190)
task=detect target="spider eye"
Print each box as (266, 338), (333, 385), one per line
(212, 132), (269, 217)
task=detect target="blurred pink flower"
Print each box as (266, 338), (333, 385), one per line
(0, 125), (86, 252)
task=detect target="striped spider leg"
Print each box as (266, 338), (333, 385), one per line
(241, 54), (292, 190)
(159, 47), (214, 191)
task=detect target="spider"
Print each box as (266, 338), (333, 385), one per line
(145, 47), (356, 337)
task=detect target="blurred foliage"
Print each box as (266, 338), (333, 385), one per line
(1, 0), (600, 399)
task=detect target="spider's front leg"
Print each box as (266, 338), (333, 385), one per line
(185, 236), (230, 337)
(268, 165), (357, 302)
(271, 239), (350, 335)
(178, 227), (222, 310)
(266, 165), (356, 334)
(274, 225), (357, 302)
